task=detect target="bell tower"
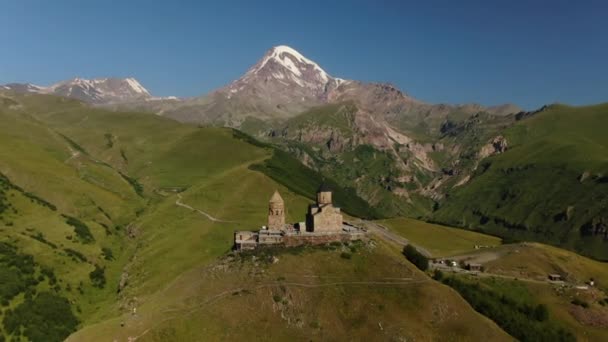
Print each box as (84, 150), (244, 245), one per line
(268, 190), (285, 230)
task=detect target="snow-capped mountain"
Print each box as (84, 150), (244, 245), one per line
(165, 45), (353, 125)
(50, 78), (151, 104)
(1, 83), (47, 94)
(227, 45), (346, 100)
(1, 77), (154, 104)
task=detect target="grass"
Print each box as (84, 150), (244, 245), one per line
(481, 242), (608, 291)
(442, 241), (608, 340)
(434, 103), (608, 260)
(250, 149), (380, 219)
(2, 93), (604, 341)
(67, 239), (511, 342)
(381, 217), (502, 257)
(463, 275), (608, 341)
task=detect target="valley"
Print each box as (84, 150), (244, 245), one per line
(1, 41), (607, 340)
(0, 91), (606, 341)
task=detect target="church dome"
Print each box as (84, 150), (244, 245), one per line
(317, 183), (332, 193)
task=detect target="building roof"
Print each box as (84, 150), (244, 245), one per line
(269, 190), (284, 203)
(317, 182), (332, 193)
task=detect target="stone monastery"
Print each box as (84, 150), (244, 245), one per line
(234, 185), (365, 250)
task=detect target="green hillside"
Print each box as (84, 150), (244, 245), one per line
(0, 93), (514, 340)
(433, 104), (608, 260)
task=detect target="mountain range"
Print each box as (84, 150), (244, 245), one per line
(1, 44), (608, 341)
(1, 77), (178, 104)
(2, 45), (607, 260)
(0, 46), (522, 211)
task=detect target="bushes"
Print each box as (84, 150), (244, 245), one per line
(89, 265), (106, 288)
(571, 298), (589, 308)
(402, 245), (428, 271)
(101, 247), (114, 260)
(62, 215), (94, 243)
(64, 248), (87, 263)
(119, 172), (144, 197)
(340, 252), (352, 259)
(0, 242), (37, 303)
(0, 173), (57, 214)
(442, 276), (575, 341)
(2, 292), (79, 342)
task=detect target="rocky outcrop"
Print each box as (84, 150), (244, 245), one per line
(580, 217), (608, 239)
(479, 136), (508, 159)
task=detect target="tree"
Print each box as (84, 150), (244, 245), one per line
(534, 304), (549, 321)
(403, 245), (428, 271)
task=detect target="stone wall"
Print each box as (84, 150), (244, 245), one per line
(283, 233), (356, 247)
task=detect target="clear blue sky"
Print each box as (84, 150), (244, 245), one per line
(1, 0), (606, 109)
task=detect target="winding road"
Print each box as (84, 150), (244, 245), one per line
(347, 218), (432, 257)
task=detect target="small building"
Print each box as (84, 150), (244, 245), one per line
(234, 231), (258, 251)
(548, 274), (562, 281)
(466, 263), (483, 272)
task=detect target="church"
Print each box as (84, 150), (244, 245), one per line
(234, 184), (364, 250)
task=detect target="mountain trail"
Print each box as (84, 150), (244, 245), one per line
(175, 193), (230, 223)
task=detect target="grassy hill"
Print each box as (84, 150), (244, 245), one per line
(381, 219), (608, 340)
(433, 104), (608, 260)
(380, 217), (502, 257)
(0, 93), (514, 340)
(68, 240), (510, 341)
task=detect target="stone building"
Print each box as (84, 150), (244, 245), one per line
(233, 187), (363, 251)
(267, 190), (285, 230)
(306, 183), (343, 233)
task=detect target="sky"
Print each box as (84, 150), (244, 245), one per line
(1, 0), (606, 109)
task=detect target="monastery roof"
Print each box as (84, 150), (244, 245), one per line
(317, 182), (332, 193)
(269, 190), (284, 203)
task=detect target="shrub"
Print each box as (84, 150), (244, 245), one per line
(571, 298), (589, 308)
(433, 269), (444, 281)
(119, 172), (144, 197)
(442, 276), (574, 341)
(2, 292), (79, 342)
(62, 215), (94, 243)
(403, 245), (428, 271)
(64, 248), (87, 263)
(534, 304), (549, 321)
(101, 247), (114, 261)
(89, 265), (106, 288)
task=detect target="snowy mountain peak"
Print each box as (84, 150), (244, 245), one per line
(124, 77), (150, 95)
(243, 45), (334, 88)
(51, 77), (151, 97)
(255, 45), (330, 82)
(1, 77), (154, 104)
(50, 77), (153, 104)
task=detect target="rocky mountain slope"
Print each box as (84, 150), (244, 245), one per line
(141, 46), (521, 218)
